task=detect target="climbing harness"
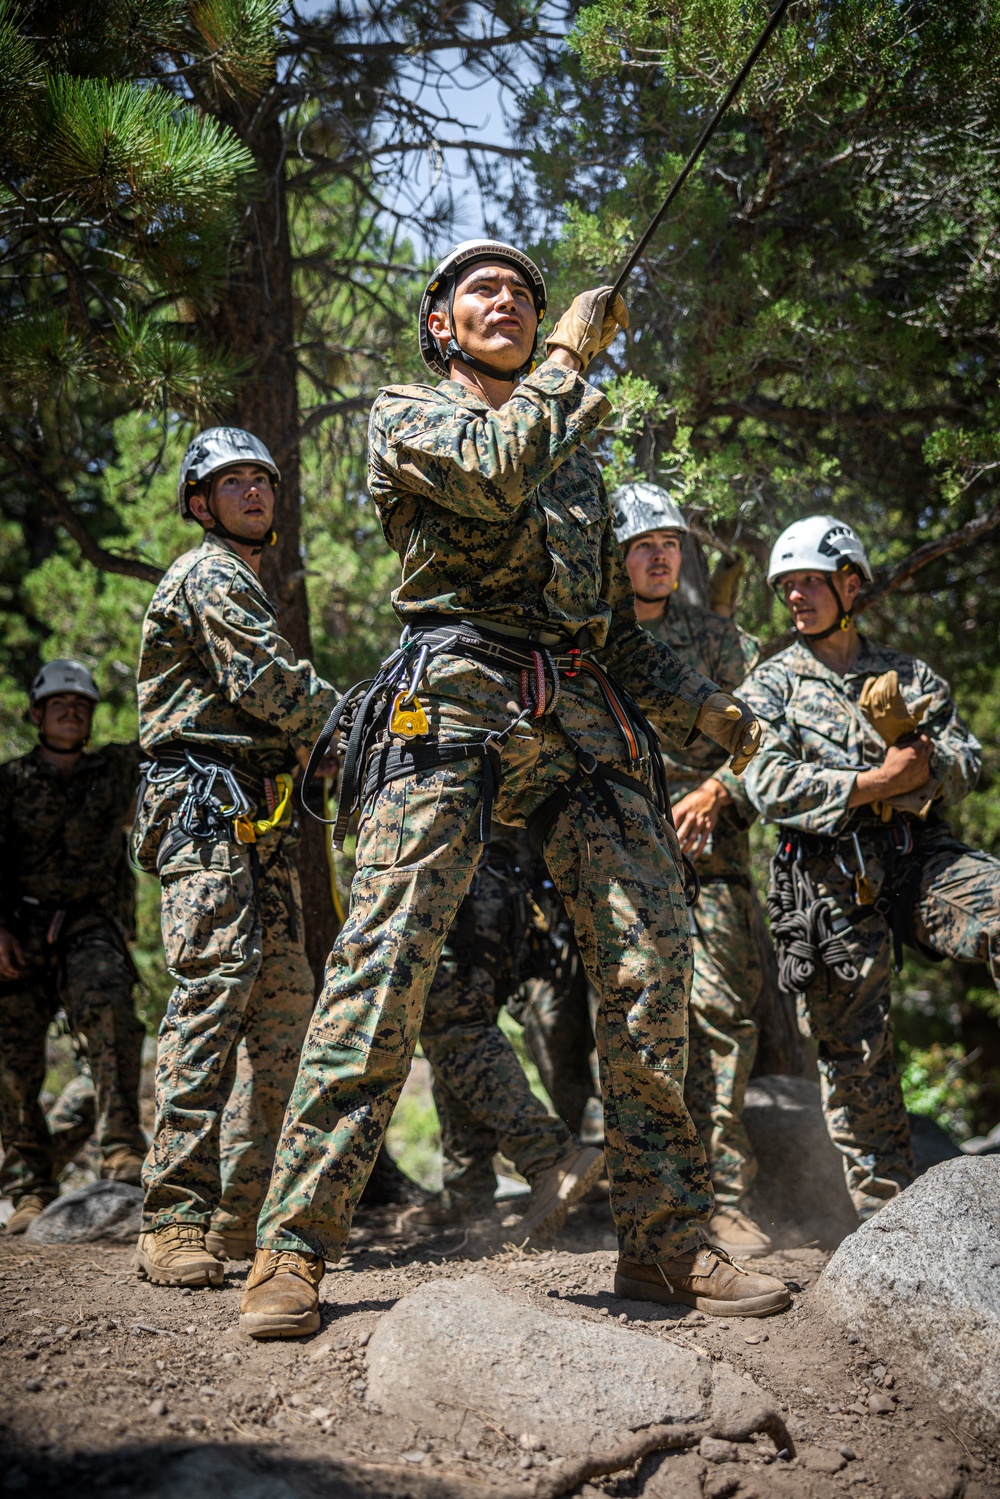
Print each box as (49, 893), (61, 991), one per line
(301, 618), (696, 897)
(768, 817), (943, 997)
(139, 748), (294, 846)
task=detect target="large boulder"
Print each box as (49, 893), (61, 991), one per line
(744, 1074), (962, 1249)
(23, 1180), (142, 1243)
(816, 1157), (1000, 1449)
(364, 1274), (778, 1454)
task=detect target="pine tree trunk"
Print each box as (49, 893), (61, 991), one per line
(208, 100), (336, 992)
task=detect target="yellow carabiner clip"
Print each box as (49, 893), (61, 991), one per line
(389, 691), (429, 738)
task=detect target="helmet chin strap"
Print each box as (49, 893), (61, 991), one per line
(442, 280), (536, 383)
(444, 338), (532, 383)
(205, 496), (276, 555)
(38, 731), (88, 755)
(800, 571), (853, 640)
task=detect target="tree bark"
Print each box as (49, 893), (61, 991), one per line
(208, 93), (336, 991)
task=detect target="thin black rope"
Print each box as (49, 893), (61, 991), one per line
(609, 0), (794, 300)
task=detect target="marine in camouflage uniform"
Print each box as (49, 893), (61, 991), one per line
(243, 244), (789, 1338)
(0, 663), (147, 1232)
(133, 428), (337, 1286)
(742, 515), (1000, 1219)
(645, 606), (763, 1194)
(612, 483), (772, 1256)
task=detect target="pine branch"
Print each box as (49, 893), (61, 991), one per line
(278, 395), (372, 459)
(857, 499), (1000, 613)
(0, 440), (163, 584)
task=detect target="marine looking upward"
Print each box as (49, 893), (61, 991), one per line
(240, 239), (791, 1338)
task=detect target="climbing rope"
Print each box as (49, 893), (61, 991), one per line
(767, 851), (859, 997)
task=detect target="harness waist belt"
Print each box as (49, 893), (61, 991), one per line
(302, 618), (702, 903)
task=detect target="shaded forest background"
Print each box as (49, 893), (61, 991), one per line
(1, 0), (999, 1145)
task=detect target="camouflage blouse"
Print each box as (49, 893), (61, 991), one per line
(0, 742), (140, 920)
(367, 359), (717, 743)
(740, 636), (981, 836)
(137, 532), (337, 778)
(643, 597), (759, 821)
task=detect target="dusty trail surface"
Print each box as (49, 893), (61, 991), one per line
(1, 1200), (996, 1499)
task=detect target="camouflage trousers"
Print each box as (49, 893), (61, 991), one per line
(429, 831), (762, 1210)
(790, 820), (1000, 1218)
(142, 833), (315, 1232)
(422, 849), (573, 1203)
(0, 919), (146, 1204)
(686, 811), (764, 1206)
(257, 658), (712, 1264)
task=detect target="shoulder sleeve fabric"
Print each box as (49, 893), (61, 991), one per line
(701, 619), (758, 818)
(740, 661), (858, 834)
(187, 561), (339, 746)
(368, 361), (611, 526)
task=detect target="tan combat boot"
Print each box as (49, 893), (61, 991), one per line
(4, 1193), (49, 1235)
(512, 1144), (605, 1243)
(400, 1185), (497, 1232)
(707, 1205), (773, 1259)
(135, 1222), (224, 1288)
(205, 1225), (257, 1261)
(239, 1247), (324, 1339)
(615, 1243), (790, 1318)
(101, 1147), (146, 1185)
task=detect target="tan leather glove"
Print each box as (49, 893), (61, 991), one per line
(695, 691), (761, 776)
(859, 670), (932, 746)
(877, 781), (942, 821)
(544, 286), (629, 371)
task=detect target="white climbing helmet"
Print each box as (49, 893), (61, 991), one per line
(418, 238), (547, 379)
(767, 515), (873, 586)
(30, 659), (100, 706)
(612, 481), (689, 549)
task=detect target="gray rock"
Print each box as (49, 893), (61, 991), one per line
(364, 1274), (776, 1454)
(743, 1076), (857, 1247)
(908, 1112), (964, 1172)
(816, 1158), (1000, 1448)
(743, 1075), (962, 1249)
(23, 1181), (142, 1243)
(139, 1450), (307, 1499)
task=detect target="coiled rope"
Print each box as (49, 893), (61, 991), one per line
(767, 853), (859, 997)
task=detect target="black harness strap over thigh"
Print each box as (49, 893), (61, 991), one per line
(303, 618), (676, 855)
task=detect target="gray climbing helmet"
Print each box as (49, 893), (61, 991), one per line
(177, 428), (280, 521)
(612, 482), (690, 549)
(30, 659), (100, 706)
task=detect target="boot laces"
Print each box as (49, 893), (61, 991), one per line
(265, 1248), (318, 1277)
(162, 1221), (205, 1245)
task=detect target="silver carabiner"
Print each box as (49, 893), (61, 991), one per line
(403, 643), (431, 706)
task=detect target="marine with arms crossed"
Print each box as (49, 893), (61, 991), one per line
(740, 515), (1000, 1219)
(132, 429), (338, 1288)
(613, 482), (773, 1258)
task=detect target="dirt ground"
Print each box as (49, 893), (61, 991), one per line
(2, 1190), (997, 1499)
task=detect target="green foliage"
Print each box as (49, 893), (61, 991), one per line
(511, 0), (1000, 1132)
(518, 0), (1000, 585)
(899, 1044), (975, 1142)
